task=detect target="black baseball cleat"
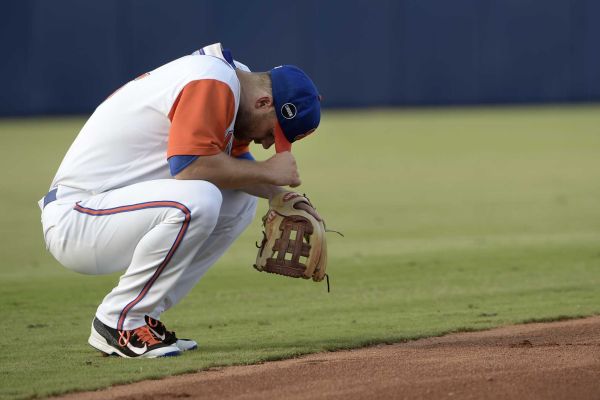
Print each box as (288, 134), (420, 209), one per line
(145, 315), (198, 352)
(88, 317), (181, 358)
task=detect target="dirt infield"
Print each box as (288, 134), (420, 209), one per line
(55, 316), (600, 400)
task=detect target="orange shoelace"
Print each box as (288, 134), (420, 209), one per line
(134, 326), (162, 346)
(147, 317), (176, 337)
(117, 326), (161, 347)
(118, 330), (131, 347)
(147, 317), (160, 329)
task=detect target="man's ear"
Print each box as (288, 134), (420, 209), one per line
(255, 95), (274, 110)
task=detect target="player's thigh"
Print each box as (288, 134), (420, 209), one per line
(68, 179), (222, 274)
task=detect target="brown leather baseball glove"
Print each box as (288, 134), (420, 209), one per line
(254, 192), (327, 283)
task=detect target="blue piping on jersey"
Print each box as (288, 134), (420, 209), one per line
(222, 48), (235, 68)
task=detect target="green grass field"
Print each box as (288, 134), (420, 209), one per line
(1, 105), (599, 399)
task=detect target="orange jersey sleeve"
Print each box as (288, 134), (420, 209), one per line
(167, 79), (236, 158)
(231, 138), (251, 157)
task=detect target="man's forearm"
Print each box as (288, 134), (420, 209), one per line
(175, 152), (272, 189)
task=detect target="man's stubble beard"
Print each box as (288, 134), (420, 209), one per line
(233, 106), (253, 142)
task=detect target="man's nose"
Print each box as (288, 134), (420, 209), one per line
(262, 137), (274, 149)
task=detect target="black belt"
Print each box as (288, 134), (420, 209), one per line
(43, 188), (58, 208)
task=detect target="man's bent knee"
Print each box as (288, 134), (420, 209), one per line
(165, 180), (223, 233)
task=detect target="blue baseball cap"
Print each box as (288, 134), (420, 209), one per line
(270, 65), (321, 153)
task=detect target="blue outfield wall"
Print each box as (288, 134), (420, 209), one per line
(1, 0), (599, 116)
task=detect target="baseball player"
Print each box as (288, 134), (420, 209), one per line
(38, 43), (321, 358)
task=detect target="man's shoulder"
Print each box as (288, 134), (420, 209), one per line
(167, 55), (238, 84)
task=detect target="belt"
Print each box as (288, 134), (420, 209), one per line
(43, 188), (58, 208)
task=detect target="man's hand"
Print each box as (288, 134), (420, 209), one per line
(264, 152), (301, 187)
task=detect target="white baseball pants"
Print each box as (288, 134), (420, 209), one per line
(39, 179), (257, 330)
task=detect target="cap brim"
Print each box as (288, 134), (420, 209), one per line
(274, 122), (292, 153)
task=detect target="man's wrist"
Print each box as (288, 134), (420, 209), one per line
(267, 186), (287, 202)
(255, 160), (277, 186)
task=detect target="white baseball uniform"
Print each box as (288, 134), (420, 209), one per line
(39, 44), (257, 331)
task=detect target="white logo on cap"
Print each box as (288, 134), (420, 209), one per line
(281, 103), (297, 119)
